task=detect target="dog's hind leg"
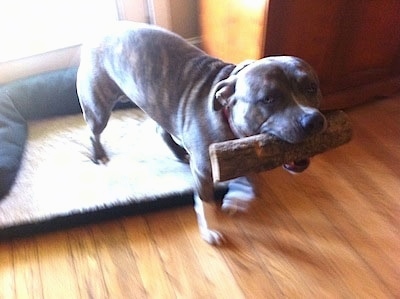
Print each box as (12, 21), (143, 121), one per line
(158, 126), (189, 163)
(82, 103), (113, 164)
(90, 131), (109, 164)
(77, 71), (122, 164)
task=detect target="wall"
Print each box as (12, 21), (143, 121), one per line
(169, 0), (199, 39)
(0, 0), (200, 84)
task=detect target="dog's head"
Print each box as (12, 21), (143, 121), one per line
(213, 56), (327, 172)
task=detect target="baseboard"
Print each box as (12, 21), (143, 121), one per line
(321, 76), (400, 110)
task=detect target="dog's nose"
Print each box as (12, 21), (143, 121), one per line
(300, 112), (326, 135)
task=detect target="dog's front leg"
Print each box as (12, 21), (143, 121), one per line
(221, 176), (256, 215)
(194, 194), (225, 245)
(190, 156), (225, 245)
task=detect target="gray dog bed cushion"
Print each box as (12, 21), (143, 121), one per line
(0, 95), (27, 198)
(0, 67), (82, 198)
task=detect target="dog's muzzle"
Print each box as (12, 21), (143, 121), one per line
(283, 112), (326, 173)
(300, 112), (326, 136)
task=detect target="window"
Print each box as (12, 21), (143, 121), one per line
(0, 0), (119, 62)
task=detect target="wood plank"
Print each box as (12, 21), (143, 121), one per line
(90, 221), (147, 298)
(257, 169), (394, 297)
(145, 209), (216, 298)
(12, 238), (42, 299)
(205, 204), (285, 297)
(36, 232), (80, 299)
(67, 226), (109, 299)
(321, 146), (400, 229)
(350, 125), (400, 180)
(349, 97), (400, 167)
(0, 242), (15, 299)
(122, 216), (175, 299)
(244, 174), (354, 297)
(300, 159), (400, 294)
(176, 206), (246, 298)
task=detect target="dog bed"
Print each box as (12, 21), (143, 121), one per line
(0, 67), (225, 239)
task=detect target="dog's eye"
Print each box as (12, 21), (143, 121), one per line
(306, 82), (318, 95)
(259, 96), (274, 105)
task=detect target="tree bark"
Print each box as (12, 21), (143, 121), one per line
(209, 110), (352, 182)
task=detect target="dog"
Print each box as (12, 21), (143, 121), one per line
(77, 21), (326, 245)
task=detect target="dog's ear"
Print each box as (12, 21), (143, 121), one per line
(231, 59), (256, 76)
(213, 76), (237, 111)
(213, 60), (255, 111)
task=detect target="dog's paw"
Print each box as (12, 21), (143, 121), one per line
(221, 200), (238, 215)
(90, 137), (109, 164)
(221, 198), (252, 215)
(201, 229), (225, 246)
(222, 177), (256, 216)
(92, 155), (110, 165)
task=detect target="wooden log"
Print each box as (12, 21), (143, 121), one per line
(209, 110), (352, 182)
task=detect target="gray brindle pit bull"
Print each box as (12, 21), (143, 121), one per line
(77, 21), (326, 245)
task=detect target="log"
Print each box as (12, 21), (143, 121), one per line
(209, 110), (352, 182)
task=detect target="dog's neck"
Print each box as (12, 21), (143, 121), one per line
(222, 106), (243, 138)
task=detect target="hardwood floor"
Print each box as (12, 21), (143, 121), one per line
(1, 95), (399, 298)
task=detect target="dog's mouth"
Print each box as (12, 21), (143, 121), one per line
(259, 129), (311, 173)
(283, 158), (310, 173)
